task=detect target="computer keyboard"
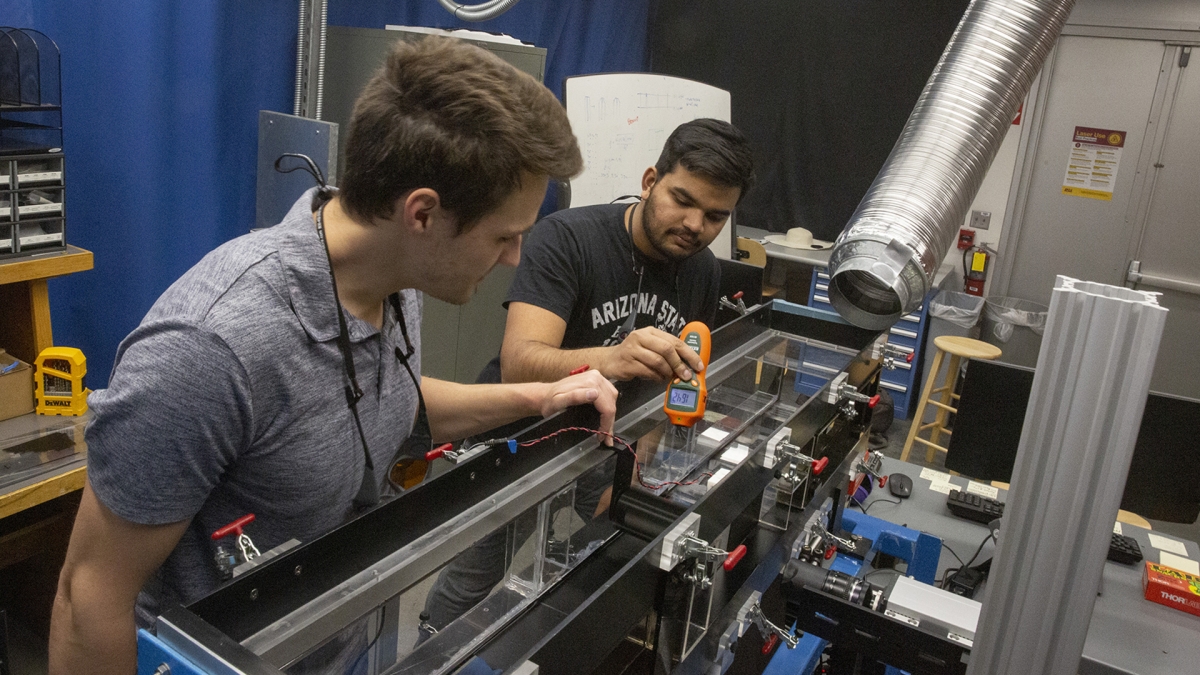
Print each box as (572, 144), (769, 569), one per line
(946, 489), (1005, 524)
(1108, 532), (1143, 565)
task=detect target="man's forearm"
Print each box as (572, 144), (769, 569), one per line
(501, 339), (612, 384)
(422, 377), (547, 442)
(49, 577), (137, 675)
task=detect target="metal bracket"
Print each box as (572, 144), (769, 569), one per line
(882, 343), (915, 371)
(676, 535), (746, 589)
(711, 592), (764, 675)
(836, 383), (879, 420)
(773, 441), (829, 489)
(764, 427), (791, 469)
(854, 450), (885, 483)
(657, 512), (702, 571)
(442, 440), (494, 464)
(823, 372), (849, 405)
(747, 601), (799, 650)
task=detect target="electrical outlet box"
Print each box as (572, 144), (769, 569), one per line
(970, 210), (992, 230)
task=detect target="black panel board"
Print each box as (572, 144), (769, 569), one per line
(648, 0), (969, 240)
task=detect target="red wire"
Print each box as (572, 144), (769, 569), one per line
(513, 426), (714, 490)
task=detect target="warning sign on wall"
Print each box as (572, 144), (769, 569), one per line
(1062, 126), (1126, 201)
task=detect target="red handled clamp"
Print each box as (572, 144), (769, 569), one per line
(211, 514), (261, 581)
(723, 544), (748, 572)
(425, 443), (453, 462)
(762, 633), (780, 655)
(719, 293), (750, 316)
(811, 456), (829, 476)
(212, 514), (255, 541)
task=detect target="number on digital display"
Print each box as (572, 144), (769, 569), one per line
(669, 388), (697, 407)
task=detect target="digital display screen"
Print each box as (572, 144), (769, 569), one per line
(669, 388), (698, 408)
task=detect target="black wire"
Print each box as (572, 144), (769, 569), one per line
(941, 541), (966, 567)
(938, 566), (961, 588)
(349, 605), (387, 675)
(274, 152), (327, 187)
(856, 496), (902, 514)
(962, 532), (995, 570)
(941, 532), (994, 589)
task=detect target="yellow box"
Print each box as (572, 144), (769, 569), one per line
(35, 346), (90, 416)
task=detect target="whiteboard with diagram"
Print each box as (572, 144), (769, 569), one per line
(563, 73), (732, 209)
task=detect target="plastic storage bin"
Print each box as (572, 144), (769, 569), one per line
(920, 290), (985, 393)
(981, 296), (1048, 368)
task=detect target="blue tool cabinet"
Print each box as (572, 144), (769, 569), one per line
(807, 268), (932, 419)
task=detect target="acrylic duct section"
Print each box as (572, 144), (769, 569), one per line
(137, 301), (886, 675)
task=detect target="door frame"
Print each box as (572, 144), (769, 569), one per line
(991, 24), (1200, 298)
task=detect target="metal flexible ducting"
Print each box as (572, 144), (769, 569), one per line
(438, 0), (522, 22)
(827, 0), (1076, 330)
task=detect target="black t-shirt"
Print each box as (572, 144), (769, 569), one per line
(506, 202), (720, 350)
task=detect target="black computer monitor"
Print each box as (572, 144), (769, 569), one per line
(944, 359), (1200, 524)
(1119, 393), (1200, 523)
(943, 360), (1034, 484)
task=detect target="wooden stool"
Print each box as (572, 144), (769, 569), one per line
(901, 336), (1002, 463)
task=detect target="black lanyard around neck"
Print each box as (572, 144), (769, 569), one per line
(313, 192), (430, 510)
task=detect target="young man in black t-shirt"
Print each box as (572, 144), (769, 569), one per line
(420, 119), (754, 637)
(499, 118), (755, 384)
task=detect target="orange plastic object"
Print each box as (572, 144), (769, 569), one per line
(811, 456), (829, 476)
(662, 321), (711, 427)
(723, 544), (748, 571)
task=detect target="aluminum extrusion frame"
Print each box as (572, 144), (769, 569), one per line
(966, 277), (1167, 675)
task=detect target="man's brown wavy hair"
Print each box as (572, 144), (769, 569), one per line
(340, 37), (582, 233)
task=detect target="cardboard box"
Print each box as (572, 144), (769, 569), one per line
(1143, 560), (1200, 617)
(0, 349), (36, 421)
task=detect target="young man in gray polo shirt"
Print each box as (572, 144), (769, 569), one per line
(49, 37), (617, 675)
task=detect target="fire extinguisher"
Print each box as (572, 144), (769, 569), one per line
(963, 244), (996, 297)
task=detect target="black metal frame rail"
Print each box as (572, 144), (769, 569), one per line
(162, 302), (880, 673)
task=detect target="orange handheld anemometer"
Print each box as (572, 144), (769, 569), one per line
(663, 321), (711, 427)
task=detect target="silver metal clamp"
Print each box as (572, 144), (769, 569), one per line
(719, 291), (750, 316)
(882, 343), (915, 370)
(836, 383), (880, 420)
(747, 601), (799, 649)
(774, 441), (830, 487)
(678, 535), (748, 589)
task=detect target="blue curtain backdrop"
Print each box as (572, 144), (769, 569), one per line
(0, 1), (648, 388)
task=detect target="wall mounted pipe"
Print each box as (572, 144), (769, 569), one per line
(438, 0), (522, 22)
(827, 0), (1077, 330)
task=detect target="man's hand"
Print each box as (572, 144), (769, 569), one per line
(537, 369), (619, 444)
(598, 327), (705, 382)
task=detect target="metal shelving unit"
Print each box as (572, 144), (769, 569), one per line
(0, 27), (66, 259)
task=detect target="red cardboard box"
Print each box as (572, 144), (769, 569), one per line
(0, 349), (36, 422)
(1143, 560), (1200, 617)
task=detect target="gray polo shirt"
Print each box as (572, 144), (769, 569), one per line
(87, 189), (421, 623)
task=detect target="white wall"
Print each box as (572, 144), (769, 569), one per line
(938, 118), (1024, 291)
(1068, 0), (1200, 31)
